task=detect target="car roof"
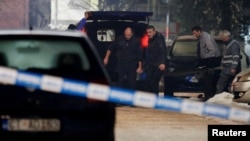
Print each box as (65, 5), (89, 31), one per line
(0, 29), (97, 56)
(86, 11), (153, 22)
(175, 35), (197, 40)
(175, 35), (222, 40)
(0, 29), (87, 38)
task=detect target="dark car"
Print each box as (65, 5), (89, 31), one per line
(84, 11), (153, 88)
(163, 35), (250, 98)
(0, 30), (115, 141)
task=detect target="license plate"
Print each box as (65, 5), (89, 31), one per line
(186, 76), (198, 83)
(2, 118), (60, 132)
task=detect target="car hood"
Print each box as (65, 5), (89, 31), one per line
(233, 68), (250, 81)
(231, 68), (250, 104)
(166, 56), (198, 72)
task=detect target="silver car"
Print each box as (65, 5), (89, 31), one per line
(231, 68), (250, 105)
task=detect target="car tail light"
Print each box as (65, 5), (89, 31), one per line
(87, 98), (103, 103)
(140, 33), (148, 48)
(82, 27), (87, 33)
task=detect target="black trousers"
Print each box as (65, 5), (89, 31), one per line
(196, 57), (222, 100)
(117, 63), (137, 89)
(144, 66), (164, 95)
(198, 70), (217, 100)
(164, 76), (175, 97)
(198, 56), (222, 68)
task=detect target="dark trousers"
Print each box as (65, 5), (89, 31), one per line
(216, 73), (234, 94)
(144, 66), (164, 95)
(117, 63), (137, 89)
(198, 56), (222, 68)
(198, 71), (217, 100)
(164, 76), (175, 97)
(196, 57), (222, 100)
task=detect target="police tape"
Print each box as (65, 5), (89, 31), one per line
(0, 66), (249, 123)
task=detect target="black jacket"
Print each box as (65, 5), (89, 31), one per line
(145, 32), (167, 67)
(109, 35), (143, 64)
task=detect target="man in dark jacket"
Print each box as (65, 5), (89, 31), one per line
(216, 30), (241, 94)
(144, 25), (166, 95)
(103, 27), (143, 89)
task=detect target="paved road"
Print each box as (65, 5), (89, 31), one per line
(114, 93), (250, 141)
(115, 106), (247, 141)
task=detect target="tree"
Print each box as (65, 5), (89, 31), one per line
(98, 0), (140, 11)
(241, 0), (250, 41)
(171, 0), (249, 40)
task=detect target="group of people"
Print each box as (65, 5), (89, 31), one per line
(103, 25), (167, 95)
(192, 26), (241, 101)
(103, 24), (241, 102)
(73, 12), (241, 101)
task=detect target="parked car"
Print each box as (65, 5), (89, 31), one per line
(163, 35), (250, 98)
(84, 11), (153, 89)
(231, 68), (250, 105)
(0, 30), (115, 141)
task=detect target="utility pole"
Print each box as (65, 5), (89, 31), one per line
(166, 0), (169, 41)
(54, 0), (58, 29)
(147, 0), (157, 20)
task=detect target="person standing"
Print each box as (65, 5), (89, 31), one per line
(76, 11), (89, 31)
(103, 27), (143, 89)
(216, 30), (241, 94)
(144, 25), (166, 95)
(191, 25), (222, 101)
(67, 24), (77, 30)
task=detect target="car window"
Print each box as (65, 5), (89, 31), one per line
(0, 39), (90, 70)
(172, 38), (225, 57)
(172, 40), (197, 56)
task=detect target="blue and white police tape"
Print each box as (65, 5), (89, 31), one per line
(0, 66), (249, 123)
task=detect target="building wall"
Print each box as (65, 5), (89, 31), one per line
(29, 0), (51, 29)
(0, 0), (29, 29)
(0, 0), (51, 30)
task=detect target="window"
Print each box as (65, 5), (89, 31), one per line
(172, 40), (197, 56)
(0, 39), (90, 70)
(97, 29), (115, 42)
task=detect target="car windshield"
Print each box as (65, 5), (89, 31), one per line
(172, 40), (197, 56)
(172, 38), (224, 57)
(0, 38), (90, 70)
